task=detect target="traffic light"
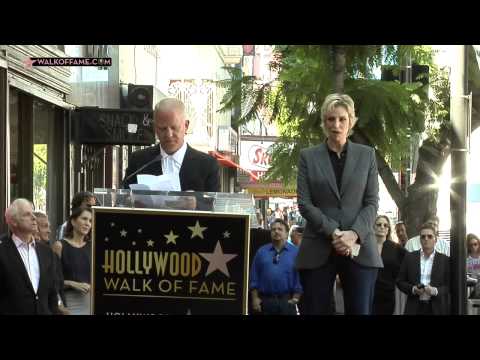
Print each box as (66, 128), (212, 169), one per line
(381, 63), (429, 87)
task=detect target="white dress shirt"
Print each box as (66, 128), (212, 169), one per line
(418, 249), (437, 300)
(160, 141), (187, 175)
(12, 234), (40, 293)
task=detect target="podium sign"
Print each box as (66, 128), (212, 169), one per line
(91, 207), (250, 315)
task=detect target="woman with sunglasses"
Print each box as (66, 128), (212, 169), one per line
(372, 215), (406, 315)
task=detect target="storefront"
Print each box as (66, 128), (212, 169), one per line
(0, 45), (72, 233)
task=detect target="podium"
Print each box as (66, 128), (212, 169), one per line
(91, 189), (254, 315)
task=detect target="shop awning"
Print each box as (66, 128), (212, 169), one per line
(209, 151), (259, 181)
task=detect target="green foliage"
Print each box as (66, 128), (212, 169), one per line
(219, 45), (450, 187)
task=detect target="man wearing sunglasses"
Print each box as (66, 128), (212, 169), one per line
(249, 219), (302, 315)
(405, 215), (450, 256)
(397, 223), (450, 315)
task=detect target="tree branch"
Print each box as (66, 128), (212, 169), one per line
(350, 129), (406, 210)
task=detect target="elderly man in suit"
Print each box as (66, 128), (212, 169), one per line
(296, 93), (382, 315)
(122, 98), (220, 193)
(0, 199), (60, 314)
(397, 223), (450, 315)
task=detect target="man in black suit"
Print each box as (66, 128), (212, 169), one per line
(0, 199), (60, 315)
(122, 98), (220, 193)
(397, 223), (450, 315)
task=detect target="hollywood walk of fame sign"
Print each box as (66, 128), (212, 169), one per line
(91, 207), (250, 315)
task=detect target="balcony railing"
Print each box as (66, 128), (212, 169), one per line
(217, 126), (238, 155)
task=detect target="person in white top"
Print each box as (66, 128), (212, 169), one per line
(404, 215), (450, 256)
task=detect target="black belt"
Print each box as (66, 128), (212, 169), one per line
(259, 293), (291, 300)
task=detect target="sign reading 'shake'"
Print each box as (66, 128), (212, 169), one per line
(91, 207), (250, 315)
(72, 108), (155, 145)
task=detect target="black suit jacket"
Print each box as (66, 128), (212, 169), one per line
(397, 250), (450, 315)
(0, 235), (60, 315)
(122, 144), (220, 192)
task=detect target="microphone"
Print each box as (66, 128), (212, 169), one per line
(122, 154), (163, 188)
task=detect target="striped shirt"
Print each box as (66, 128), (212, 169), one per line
(12, 234), (40, 293)
(405, 235), (450, 257)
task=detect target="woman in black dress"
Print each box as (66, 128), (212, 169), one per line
(372, 215), (406, 315)
(53, 206), (92, 315)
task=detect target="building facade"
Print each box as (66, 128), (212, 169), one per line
(0, 45), (242, 233)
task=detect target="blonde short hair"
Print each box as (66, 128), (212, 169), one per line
(154, 98), (187, 120)
(320, 93), (357, 137)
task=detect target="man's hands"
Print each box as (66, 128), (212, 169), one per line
(332, 229), (359, 257)
(252, 297), (262, 312)
(58, 304), (71, 315)
(413, 285), (425, 296)
(413, 284), (437, 298)
(68, 281), (90, 294)
(424, 285), (437, 297)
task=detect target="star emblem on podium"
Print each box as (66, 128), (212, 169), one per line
(164, 231), (179, 245)
(199, 241), (237, 277)
(188, 221), (207, 239)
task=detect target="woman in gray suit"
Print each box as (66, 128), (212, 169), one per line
(296, 93), (383, 315)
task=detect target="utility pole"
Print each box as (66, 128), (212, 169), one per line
(404, 52), (413, 193)
(450, 45), (470, 315)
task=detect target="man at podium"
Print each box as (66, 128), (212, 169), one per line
(122, 98), (220, 193)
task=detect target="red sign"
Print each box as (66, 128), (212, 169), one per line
(247, 145), (271, 170)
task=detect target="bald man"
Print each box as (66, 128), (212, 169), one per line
(122, 98), (220, 192)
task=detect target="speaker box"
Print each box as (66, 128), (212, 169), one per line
(120, 84), (154, 110)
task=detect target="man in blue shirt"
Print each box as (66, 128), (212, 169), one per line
(250, 218), (302, 315)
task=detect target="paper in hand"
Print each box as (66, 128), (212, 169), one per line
(350, 243), (361, 258)
(136, 173), (181, 191)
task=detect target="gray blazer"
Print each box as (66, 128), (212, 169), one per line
(295, 140), (383, 269)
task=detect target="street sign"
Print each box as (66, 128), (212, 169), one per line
(72, 107), (155, 145)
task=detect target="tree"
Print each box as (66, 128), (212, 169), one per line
(219, 45), (480, 237)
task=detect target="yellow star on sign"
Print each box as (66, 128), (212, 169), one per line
(164, 230), (179, 245)
(146, 239), (154, 247)
(188, 221), (207, 239)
